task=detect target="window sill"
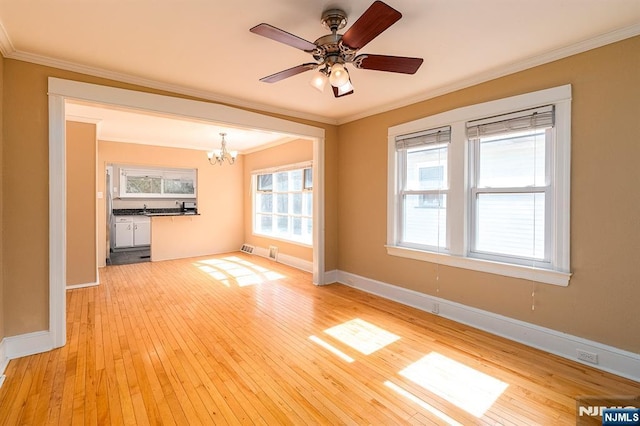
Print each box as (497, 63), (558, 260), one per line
(119, 193), (196, 199)
(253, 232), (312, 248)
(385, 245), (571, 286)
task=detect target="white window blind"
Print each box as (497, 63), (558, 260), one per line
(467, 105), (554, 139)
(396, 126), (451, 150)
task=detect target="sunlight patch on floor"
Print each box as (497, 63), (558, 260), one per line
(385, 380), (463, 426)
(193, 256), (284, 287)
(309, 335), (355, 363)
(399, 352), (508, 418)
(324, 318), (400, 355)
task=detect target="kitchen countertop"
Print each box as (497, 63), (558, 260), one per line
(112, 208), (199, 217)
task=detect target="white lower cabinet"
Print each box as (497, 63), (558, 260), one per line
(114, 216), (150, 248)
(134, 220), (151, 246)
(114, 221), (133, 248)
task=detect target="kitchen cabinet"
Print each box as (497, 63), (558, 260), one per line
(114, 220), (133, 248)
(134, 220), (151, 246)
(113, 216), (150, 248)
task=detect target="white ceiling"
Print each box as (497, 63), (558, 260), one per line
(1, 0), (639, 150)
(65, 100), (297, 153)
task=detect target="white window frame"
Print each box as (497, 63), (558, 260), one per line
(119, 166), (196, 198)
(396, 127), (451, 252)
(387, 85), (572, 286)
(252, 161), (313, 247)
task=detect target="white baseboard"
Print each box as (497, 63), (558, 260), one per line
(66, 280), (99, 290)
(276, 253), (313, 273)
(337, 270), (640, 383)
(324, 269), (339, 285)
(0, 331), (55, 389)
(251, 245), (313, 273)
(4, 330), (54, 360)
(0, 338), (7, 389)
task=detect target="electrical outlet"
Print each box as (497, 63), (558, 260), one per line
(576, 349), (598, 364)
(431, 303), (439, 314)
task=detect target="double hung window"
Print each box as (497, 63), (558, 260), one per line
(254, 163), (313, 245)
(396, 127), (450, 250)
(387, 85), (571, 286)
(468, 106), (554, 266)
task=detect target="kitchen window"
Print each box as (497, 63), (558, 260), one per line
(120, 167), (196, 198)
(253, 162), (313, 245)
(387, 85), (572, 286)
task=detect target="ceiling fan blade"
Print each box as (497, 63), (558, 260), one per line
(259, 63), (318, 83)
(341, 1), (402, 50)
(355, 54), (423, 74)
(250, 23), (317, 52)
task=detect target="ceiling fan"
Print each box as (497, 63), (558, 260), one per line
(249, 0), (423, 98)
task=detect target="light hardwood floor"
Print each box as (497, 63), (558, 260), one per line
(0, 252), (638, 424)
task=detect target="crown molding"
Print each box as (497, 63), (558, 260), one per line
(0, 20), (14, 56)
(337, 23), (640, 125)
(2, 20), (638, 126)
(3, 49), (339, 126)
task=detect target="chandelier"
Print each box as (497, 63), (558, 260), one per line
(207, 133), (238, 166)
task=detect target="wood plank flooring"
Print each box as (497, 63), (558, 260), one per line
(0, 252), (638, 424)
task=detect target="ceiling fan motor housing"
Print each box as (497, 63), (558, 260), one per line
(321, 9), (347, 32)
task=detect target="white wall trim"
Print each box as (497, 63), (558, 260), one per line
(337, 270), (640, 383)
(3, 331), (54, 361)
(277, 253), (313, 273)
(4, 49), (338, 125)
(339, 23), (640, 124)
(66, 281), (100, 290)
(48, 78), (325, 139)
(251, 245), (313, 273)
(324, 269), (338, 286)
(49, 78), (326, 352)
(0, 338), (8, 388)
(2, 20), (637, 126)
(49, 94), (67, 349)
(385, 245), (571, 287)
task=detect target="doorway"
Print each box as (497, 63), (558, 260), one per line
(49, 77), (326, 349)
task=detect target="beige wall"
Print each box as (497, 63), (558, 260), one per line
(66, 121), (97, 286)
(97, 140), (244, 264)
(5, 36), (636, 355)
(1, 58), (337, 337)
(3, 60), (50, 335)
(338, 36), (640, 353)
(243, 139), (314, 262)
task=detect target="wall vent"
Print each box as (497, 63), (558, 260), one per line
(268, 245), (279, 260)
(240, 244), (254, 254)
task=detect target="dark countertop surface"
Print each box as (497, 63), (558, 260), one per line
(113, 208), (199, 217)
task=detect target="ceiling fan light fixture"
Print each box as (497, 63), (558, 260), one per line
(309, 70), (328, 92)
(337, 80), (354, 96)
(329, 63), (350, 87)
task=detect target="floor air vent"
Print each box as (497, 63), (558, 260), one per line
(240, 244), (254, 254)
(268, 245), (278, 260)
